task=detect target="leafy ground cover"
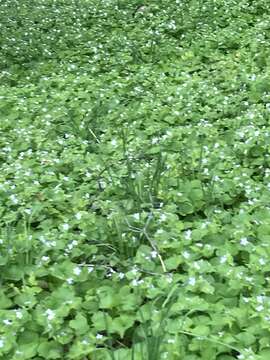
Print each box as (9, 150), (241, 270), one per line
(1, 0), (270, 359)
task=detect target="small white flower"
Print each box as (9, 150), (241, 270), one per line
(240, 237), (249, 246)
(259, 258), (266, 265)
(41, 256), (49, 262)
(183, 251), (190, 259)
(118, 272), (125, 279)
(132, 213), (140, 221)
(184, 230), (192, 240)
(220, 255), (227, 264)
(96, 333), (103, 339)
(188, 277), (196, 286)
(87, 266), (94, 273)
(156, 229), (164, 235)
(67, 278), (74, 284)
(131, 279), (139, 286)
(151, 137), (159, 144)
(160, 213), (167, 222)
(62, 223), (69, 231)
(167, 338), (175, 344)
(131, 279), (143, 287)
(150, 251), (158, 258)
(111, 139), (117, 146)
(75, 212), (82, 220)
(131, 266), (138, 274)
(0, 338), (4, 348)
(3, 319), (12, 325)
(237, 355), (245, 360)
(10, 194), (19, 204)
(256, 305), (264, 312)
(45, 309), (55, 321)
(15, 310), (23, 319)
(73, 267), (81, 276)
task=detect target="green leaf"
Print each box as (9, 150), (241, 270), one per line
(260, 349), (270, 359)
(111, 314), (135, 338)
(92, 312), (113, 332)
(69, 313), (89, 335)
(192, 325), (210, 336)
(38, 341), (63, 359)
(0, 290), (12, 309)
(164, 256), (182, 270)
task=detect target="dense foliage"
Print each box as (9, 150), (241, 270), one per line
(1, 0), (270, 359)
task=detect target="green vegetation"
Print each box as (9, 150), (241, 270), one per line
(1, 0), (270, 359)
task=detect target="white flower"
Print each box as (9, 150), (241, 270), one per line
(0, 338), (4, 348)
(111, 139), (117, 146)
(15, 310), (23, 319)
(220, 255), (227, 264)
(160, 213), (167, 222)
(183, 251), (190, 259)
(259, 258), (266, 265)
(96, 333), (103, 339)
(45, 309), (55, 321)
(156, 229), (164, 235)
(118, 272), (125, 279)
(240, 237), (249, 246)
(150, 251), (158, 258)
(188, 277), (196, 286)
(151, 137), (159, 144)
(41, 256), (49, 262)
(237, 355), (245, 360)
(75, 212), (82, 220)
(10, 194), (19, 204)
(62, 223), (69, 231)
(67, 278), (74, 284)
(132, 213), (140, 220)
(87, 266), (94, 273)
(3, 319), (12, 325)
(131, 266), (138, 274)
(256, 305), (264, 312)
(131, 279), (143, 287)
(73, 267), (81, 276)
(184, 230), (192, 240)
(131, 279), (139, 286)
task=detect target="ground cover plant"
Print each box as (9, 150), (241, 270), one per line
(1, 0), (270, 359)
